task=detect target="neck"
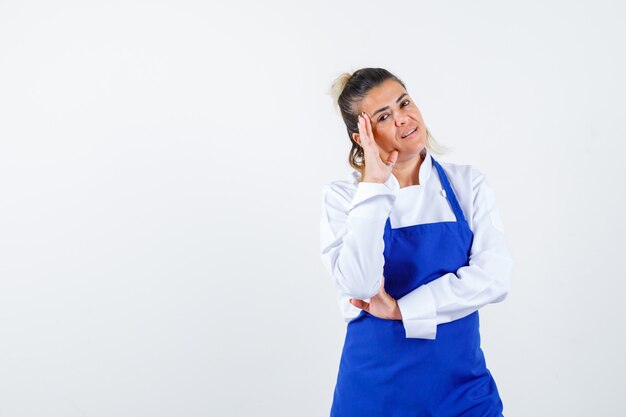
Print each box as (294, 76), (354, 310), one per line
(392, 149), (425, 188)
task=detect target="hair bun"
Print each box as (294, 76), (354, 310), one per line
(330, 72), (352, 105)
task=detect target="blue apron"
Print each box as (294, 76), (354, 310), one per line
(330, 158), (503, 417)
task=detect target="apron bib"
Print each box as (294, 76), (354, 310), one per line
(330, 158), (503, 417)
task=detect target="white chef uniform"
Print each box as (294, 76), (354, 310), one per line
(320, 148), (514, 339)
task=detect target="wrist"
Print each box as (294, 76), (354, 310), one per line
(361, 177), (386, 184)
(393, 301), (403, 320)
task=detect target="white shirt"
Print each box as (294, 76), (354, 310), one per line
(319, 149), (513, 340)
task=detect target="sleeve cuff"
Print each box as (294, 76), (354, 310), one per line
(397, 285), (437, 339)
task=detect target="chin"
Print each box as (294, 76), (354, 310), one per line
(404, 139), (425, 154)
(396, 144), (425, 161)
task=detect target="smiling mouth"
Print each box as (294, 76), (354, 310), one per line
(401, 127), (417, 139)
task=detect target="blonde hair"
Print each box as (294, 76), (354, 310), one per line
(329, 68), (449, 176)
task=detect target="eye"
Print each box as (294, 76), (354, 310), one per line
(378, 114), (389, 122)
(401, 100), (410, 107)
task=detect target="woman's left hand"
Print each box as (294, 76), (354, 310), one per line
(349, 277), (403, 320)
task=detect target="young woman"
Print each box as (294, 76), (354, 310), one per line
(320, 68), (513, 416)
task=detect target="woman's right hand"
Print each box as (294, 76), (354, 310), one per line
(357, 112), (398, 183)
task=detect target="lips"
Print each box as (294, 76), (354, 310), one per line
(401, 127), (418, 139)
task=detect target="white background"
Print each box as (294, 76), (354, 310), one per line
(1, 1), (625, 416)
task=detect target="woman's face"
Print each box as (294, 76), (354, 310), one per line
(354, 79), (426, 162)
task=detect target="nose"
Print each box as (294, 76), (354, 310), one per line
(395, 113), (408, 126)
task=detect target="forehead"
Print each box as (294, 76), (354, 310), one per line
(360, 79), (407, 113)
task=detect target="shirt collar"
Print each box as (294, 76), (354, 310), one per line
(384, 147), (432, 191)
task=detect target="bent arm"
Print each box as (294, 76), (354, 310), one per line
(396, 168), (513, 339)
(320, 181), (395, 300)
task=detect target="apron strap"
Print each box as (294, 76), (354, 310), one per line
(431, 158), (470, 227)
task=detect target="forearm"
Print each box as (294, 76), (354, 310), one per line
(396, 167), (513, 339)
(321, 182), (395, 299)
(397, 245), (513, 339)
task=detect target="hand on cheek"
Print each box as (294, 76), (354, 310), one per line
(357, 113), (398, 183)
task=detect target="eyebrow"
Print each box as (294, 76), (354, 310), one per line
(371, 93), (409, 118)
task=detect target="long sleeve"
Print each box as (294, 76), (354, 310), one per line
(396, 168), (513, 339)
(320, 179), (396, 300)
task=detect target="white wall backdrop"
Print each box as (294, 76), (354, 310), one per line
(1, 1), (625, 416)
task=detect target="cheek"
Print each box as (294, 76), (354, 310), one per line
(373, 126), (391, 142)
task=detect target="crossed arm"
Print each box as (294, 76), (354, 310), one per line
(320, 168), (513, 339)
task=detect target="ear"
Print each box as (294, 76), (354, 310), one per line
(352, 132), (361, 146)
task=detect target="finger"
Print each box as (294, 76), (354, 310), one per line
(385, 150), (399, 166)
(363, 112), (374, 141)
(360, 113), (375, 146)
(350, 298), (369, 312)
(350, 298), (362, 308)
(356, 115), (367, 147)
